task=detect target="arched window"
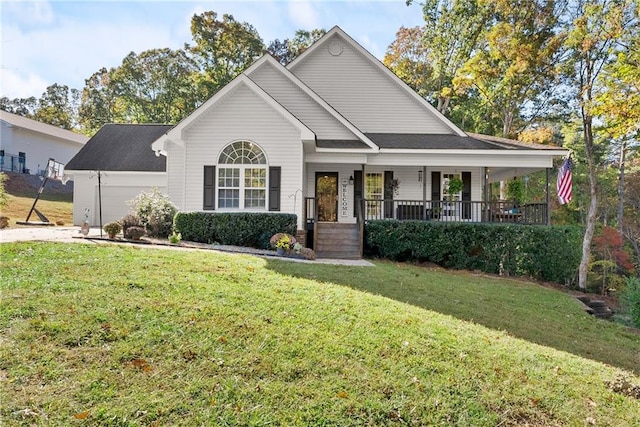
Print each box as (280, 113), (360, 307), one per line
(217, 141), (267, 209)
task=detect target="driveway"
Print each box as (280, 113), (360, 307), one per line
(0, 226), (101, 243)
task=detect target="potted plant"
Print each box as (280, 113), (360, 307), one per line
(103, 221), (122, 239)
(270, 232), (297, 256)
(448, 177), (464, 195)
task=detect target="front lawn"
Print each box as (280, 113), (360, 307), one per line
(1, 242), (639, 426)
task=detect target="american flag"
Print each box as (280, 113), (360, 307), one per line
(557, 157), (572, 205)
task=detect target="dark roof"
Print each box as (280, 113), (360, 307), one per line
(316, 139), (371, 149)
(364, 133), (513, 150)
(65, 124), (173, 171)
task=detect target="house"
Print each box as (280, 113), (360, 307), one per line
(65, 124), (172, 225)
(0, 110), (89, 175)
(68, 27), (567, 258)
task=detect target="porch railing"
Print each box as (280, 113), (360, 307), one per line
(361, 199), (548, 225)
(304, 197), (548, 225)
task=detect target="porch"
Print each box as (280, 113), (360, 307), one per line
(302, 197), (549, 259)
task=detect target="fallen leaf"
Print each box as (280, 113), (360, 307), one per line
(73, 411), (90, 419)
(586, 398), (597, 407)
(337, 391), (348, 398)
(219, 336), (227, 343)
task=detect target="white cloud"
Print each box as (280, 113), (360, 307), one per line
(0, 68), (49, 99)
(2, 0), (55, 26)
(288, 0), (319, 30)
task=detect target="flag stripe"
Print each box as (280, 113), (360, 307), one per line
(557, 157), (572, 205)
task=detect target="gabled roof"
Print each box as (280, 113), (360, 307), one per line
(152, 74), (315, 153)
(245, 55), (378, 151)
(0, 110), (89, 145)
(288, 26), (467, 137)
(66, 124), (172, 172)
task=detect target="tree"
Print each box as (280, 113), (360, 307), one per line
(383, 26), (434, 98)
(592, 3), (640, 233)
(453, 0), (565, 137)
(399, 0), (490, 116)
(0, 96), (38, 117)
(188, 12), (264, 102)
(78, 67), (120, 135)
(267, 28), (326, 65)
(110, 48), (199, 123)
(562, 0), (636, 290)
(32, 83), (80, 130)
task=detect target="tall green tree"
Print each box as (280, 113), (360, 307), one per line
(32, 84), (80, 130)
(400, 0), (490, 115)
(562, 0), (636, 290)
(78, 67), (119, 134)
(188, 12), (264, 101)
(453, 0), (565, 137)
(0, 96), (38, 117)
(267, 28), (326, 65)
(110, 48), (198, 123)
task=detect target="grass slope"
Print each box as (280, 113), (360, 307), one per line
(1, 172), (73, 226)
(1, 242), (639, 426)
(267, 260), (640, 373)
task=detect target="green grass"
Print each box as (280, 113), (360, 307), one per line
(1, 242), (639, 426)
(267, 260), (640, 373)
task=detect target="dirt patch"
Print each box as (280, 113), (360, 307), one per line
(3, 171), (73, 196)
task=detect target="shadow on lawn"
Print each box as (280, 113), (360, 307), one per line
(263, 258), (640, 374)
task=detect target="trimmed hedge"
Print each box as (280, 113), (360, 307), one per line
(365, 220), (583, 284)
(174, 212), (297, 249)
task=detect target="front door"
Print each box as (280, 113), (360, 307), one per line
(316, 172), (338, 222)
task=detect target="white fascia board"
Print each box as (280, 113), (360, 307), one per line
(305, 153), (368, 164)
(248, 55), (378, 150)
(367, 152), (562, 168)
(315, 147), (378, 154)
(379, 148), (568, 156)
(289, 27), (466, 137)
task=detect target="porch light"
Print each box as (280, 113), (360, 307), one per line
(418, 170), (423, 182)
(348, 175), (354, 185)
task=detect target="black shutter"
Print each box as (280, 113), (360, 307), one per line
(268, 167), (281, 211)
(203, 166), (215, 210)
(384, 170), (394, 219)
(431, 171), (441, 218)
(462, 171), (471, 219)
(353, 170), (363, 217)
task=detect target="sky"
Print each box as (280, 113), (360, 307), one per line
(0, 0), (425, 100)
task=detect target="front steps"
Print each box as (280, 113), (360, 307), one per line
(315, 223), (361, 259)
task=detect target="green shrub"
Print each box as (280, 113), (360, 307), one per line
(174, 212), (297, 249)
(120, 214), (142, 235)
(124, 226), (146, 240)
(619, 276), (640, 328)
(128, 188), (177, 238)
(103, 221), (122, 237)
(365, 220), (582, 284)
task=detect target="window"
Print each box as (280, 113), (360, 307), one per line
(365, 172), (383, 217)
(217, 141), (267, 209)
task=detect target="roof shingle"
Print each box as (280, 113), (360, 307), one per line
(65, 124), (172, 171)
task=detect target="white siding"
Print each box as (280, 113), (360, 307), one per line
(71, 171), (166, 226)
(248, 62), (357, 140)
(1, 121), (84, 175)
(179, 84), (305, 228)
(290, 33), (453, 134)
(166, 142), (185, 209)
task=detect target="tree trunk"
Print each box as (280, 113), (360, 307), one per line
(578, 118), (598, 291)
(617, 140), (626, 232)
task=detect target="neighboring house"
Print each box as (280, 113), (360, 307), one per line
(65, 124), (172, 225)
(69, 27), (567, 257)
(0, 110), (89, 175)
